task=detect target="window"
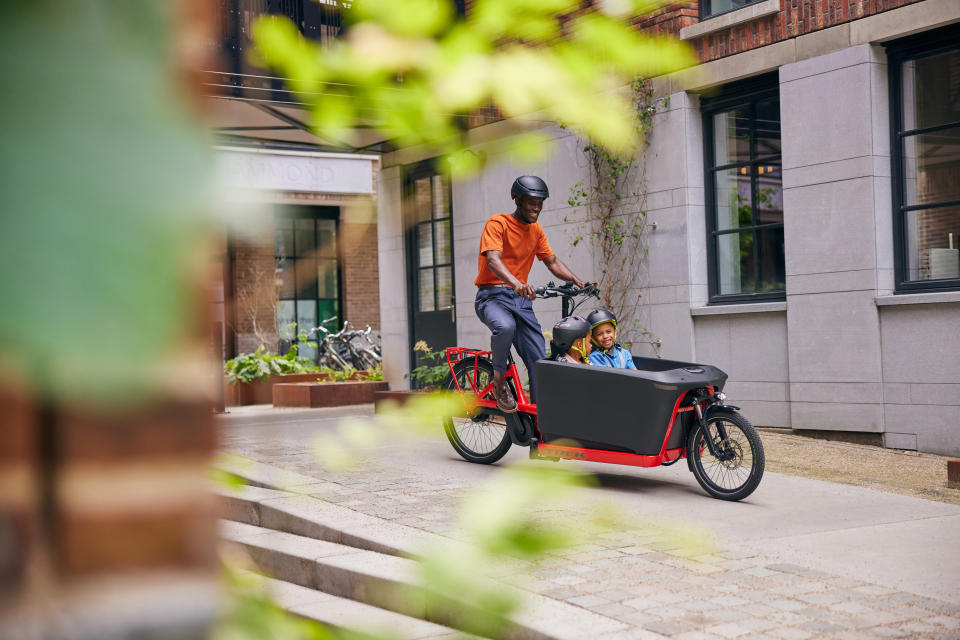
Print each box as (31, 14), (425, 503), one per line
(274, 206), (340, 361)
(411, 173), (455, 314)
(702, 75), (785, 303)
(889, 26), (960, 292)
(700, 0), (765, 20)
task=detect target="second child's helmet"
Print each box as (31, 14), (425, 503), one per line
(510, 175), (550, 201)
(551, 316), (591, 355)
(586, 309), (618, 332)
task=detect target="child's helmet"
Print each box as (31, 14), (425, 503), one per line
(551, 316), (591, 354)
(587, 309), (617, 331)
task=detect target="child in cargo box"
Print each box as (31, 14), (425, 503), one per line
(586, 309), (636, 369)
(550, 316), (592, 364)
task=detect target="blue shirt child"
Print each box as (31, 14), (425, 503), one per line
(588, 344), (636, 369)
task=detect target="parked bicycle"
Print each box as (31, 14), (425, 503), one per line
(308, 318), (382, 371)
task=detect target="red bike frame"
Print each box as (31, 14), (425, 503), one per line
(445, 347), (536, 413)
(445, 346), (716, 469)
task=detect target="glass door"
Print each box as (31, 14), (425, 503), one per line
(405, 166), (456, 380)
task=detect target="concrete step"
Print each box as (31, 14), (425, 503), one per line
(221, 520), (628, 640)
(216, 482), (443, 558)
(250, 571), (465, 639)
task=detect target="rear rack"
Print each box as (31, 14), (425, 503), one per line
(444, 347), (494, 399)
(445, 346), (491, 366)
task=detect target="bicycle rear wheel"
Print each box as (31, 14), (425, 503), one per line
(687, 410), (764, 501)
(442, 358), (512, 464)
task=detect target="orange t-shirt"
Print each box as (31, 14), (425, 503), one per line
(475, 213), (554, 287)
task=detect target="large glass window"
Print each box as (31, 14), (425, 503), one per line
(703, 77), (785, 303)
(275, 206), (340, 361)
(889, 28), (960, 292)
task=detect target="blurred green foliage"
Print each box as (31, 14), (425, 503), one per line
(252, 0), (694, 172)
(0, 0), (214, 406)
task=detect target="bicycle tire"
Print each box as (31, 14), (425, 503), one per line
(687, 410), (765, 501)
(442, 358), (512, 464)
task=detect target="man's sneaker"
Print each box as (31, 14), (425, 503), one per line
(496, 383), (518, 413)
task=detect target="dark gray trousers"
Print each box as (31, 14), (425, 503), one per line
(474, 287), (546, 401)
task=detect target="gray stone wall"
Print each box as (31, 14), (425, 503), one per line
(780, 44), (892, 436)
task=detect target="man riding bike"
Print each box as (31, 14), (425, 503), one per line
(474, 175), (588, 413)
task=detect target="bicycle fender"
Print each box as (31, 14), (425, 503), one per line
(704, 403), (740, 418)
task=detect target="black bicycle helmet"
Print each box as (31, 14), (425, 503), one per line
(550, 316), (591, 356)
(510, 175), (549, 200)
(586, 309), (617, 331)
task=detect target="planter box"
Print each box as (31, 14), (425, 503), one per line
(225, 371), (364, 406)
(273, 381), (389, 408)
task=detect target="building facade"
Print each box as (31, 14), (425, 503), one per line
(378, 0), (960, 455)
(205, 0), (384, 362)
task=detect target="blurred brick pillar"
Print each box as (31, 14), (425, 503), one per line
(0, 384), (38, 599)
(0, 398), (219, 639)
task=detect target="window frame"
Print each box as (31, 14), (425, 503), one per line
(887, 24), (960, 294)
(701, 73), (786, 305)
(699, 0), (767, 21)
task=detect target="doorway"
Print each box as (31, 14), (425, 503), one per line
(404, 164), (456, 379)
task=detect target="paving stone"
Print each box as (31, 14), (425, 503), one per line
(675, 600), (724, 613)
(868, 626), (913, 638)
(588, 602), (637, 617)
(766, 612), (809, 627)
(704, 622), (756, 638)
(615, 610), (663, 627)
(734, 604), (776, 619)
(928, 615), (960, 628)
(566, 594), (609, 608)
(767, 628), (813, 640)
(896, 620), (942, 634)
(595, 590), (636, 602)
(798, 620), (847, 634)
(852, 585), (900, 597)
(644, 620), (696, 636)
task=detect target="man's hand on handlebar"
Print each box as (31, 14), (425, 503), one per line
(514, 283), (537, 300)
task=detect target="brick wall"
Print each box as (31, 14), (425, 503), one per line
(634, 2), (699, 36)
(340, 221), (382, 330)
(685, 0), (926, 62)
(232, 235), (279, 354)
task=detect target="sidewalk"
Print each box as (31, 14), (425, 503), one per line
(217, 405), (960, 639)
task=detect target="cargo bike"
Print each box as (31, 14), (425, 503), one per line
(441, 283), (765, 501)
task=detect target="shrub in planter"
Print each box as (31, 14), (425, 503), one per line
(224, 345), (318, 385)
(405, 341), (450, 390)
(223, 343), (320, 405)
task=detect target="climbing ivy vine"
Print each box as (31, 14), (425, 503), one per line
(567, 78), (666, 356)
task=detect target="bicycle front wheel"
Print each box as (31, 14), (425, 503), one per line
(687, 410), (764, 501)
(442, 358), (512, 464)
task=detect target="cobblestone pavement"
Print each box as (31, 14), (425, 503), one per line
(219, 406), (960, 640)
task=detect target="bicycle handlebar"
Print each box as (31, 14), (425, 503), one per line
(534, 281), (600, 299)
